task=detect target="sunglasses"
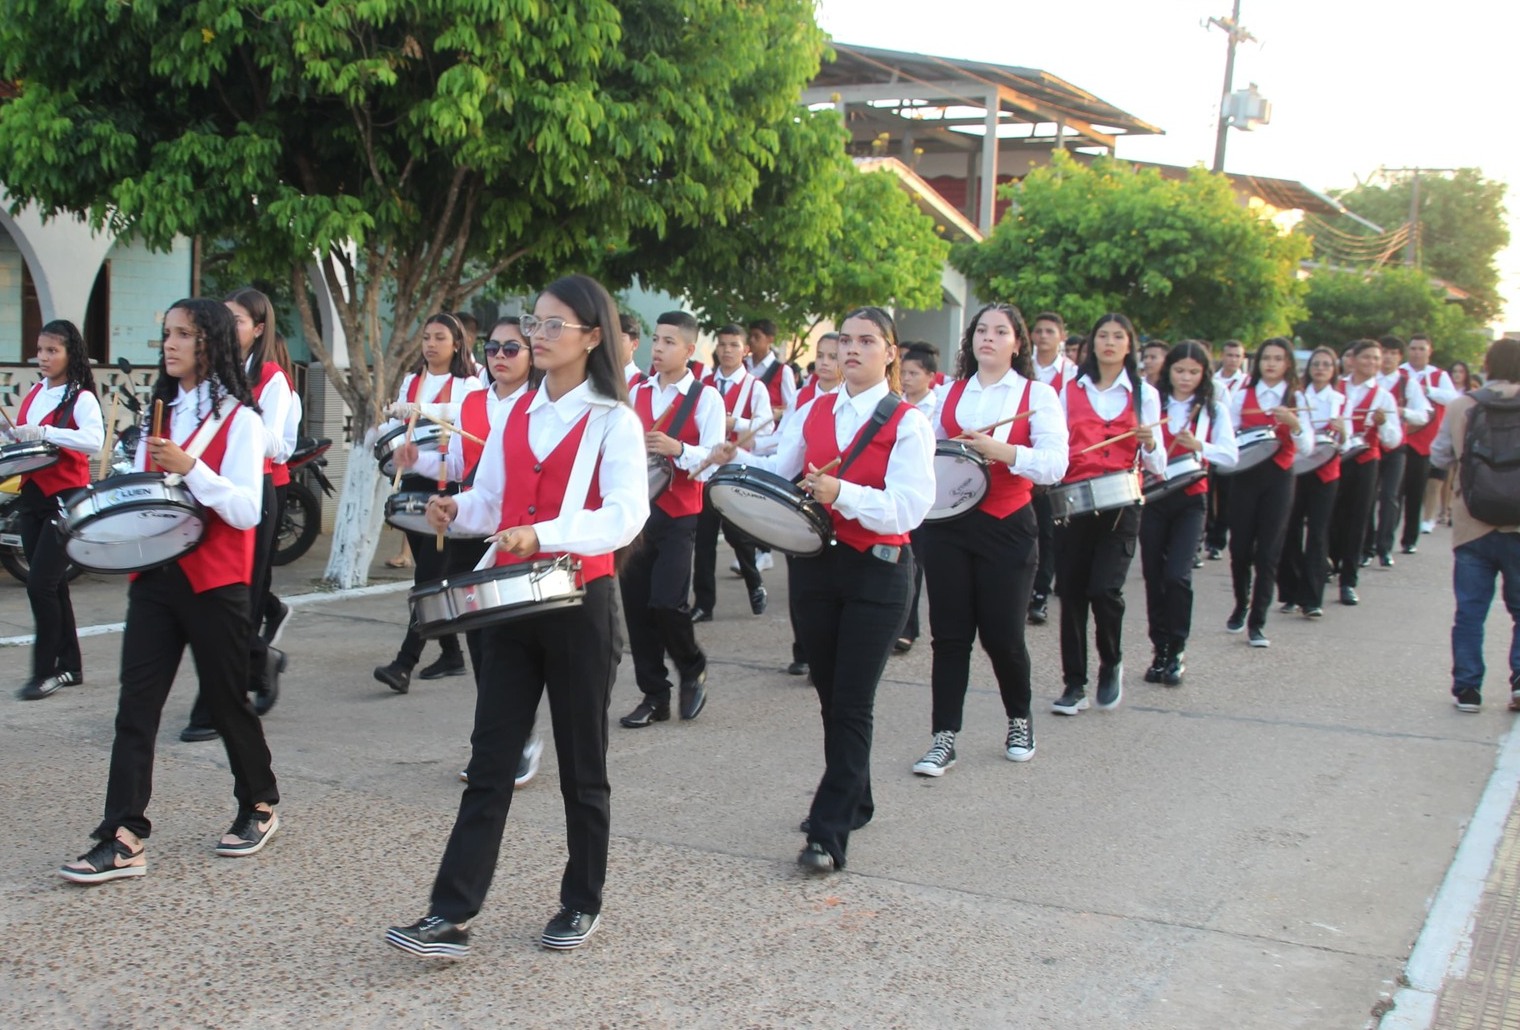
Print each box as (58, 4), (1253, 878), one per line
(483, 342), (525, 358)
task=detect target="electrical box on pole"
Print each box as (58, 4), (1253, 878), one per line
(1225, 83), (1272, 131)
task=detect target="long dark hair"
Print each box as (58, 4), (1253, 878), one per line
(538, 275), (629, 403)
(1304, 346), (1339, 390)
(1449, 360), (1475, 391)
(1077, 313), (1142, 403)
(410, 312), (476, 379)
(1158, 340), (1215, 415)
(38, 319), (96, 425)
(151, 299), (260, 421)
(955, 302), (1033, 382)
(1247, 336), (1300, 397)
(840, 305), (902, 394)
(224, 287), (293, 381)
(487, 316), (543, 391)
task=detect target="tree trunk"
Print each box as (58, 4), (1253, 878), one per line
(321, 422), (391, 588)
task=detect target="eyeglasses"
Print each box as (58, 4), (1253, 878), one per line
(520, 315), (593, 341)
(483, 342), (524, 358)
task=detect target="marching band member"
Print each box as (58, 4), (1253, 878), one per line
(912, 303), (1067, 775)
(1205, 339), (1249, 560)
(58, 299), (279, 883)
(895, 342), (938, 653)
(1052, 313), (1166, 716)
(1330, 339), (1402, 606)
(1225, 337), (1314, 647)
(1365, 336), (1430, 566)
(11, 320), (101, 700)
(372, 313), (483, 694)
(1140, 341), (1237, 687)
(745, 318), (798, 424)
(709, 306), (934, 874)
(1400, 333), (1459, 548)
(1028, 311), (1076, 626)
(691, 325), (773, 623)
(620, 313), (646, 392)
(618, 312), (724, 728)
(1278, 347), (1348, 619)
(388, 274), (647, 957)
(785, 333), (843, 673)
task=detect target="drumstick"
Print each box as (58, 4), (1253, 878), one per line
(693, 425), (764, 476)
(651, 403), (677, 434)
(1074, 421), (1161, 456)
(98, 391), (119, 479)
(957, 408), (1036, 438)
(393, 412), (418, 489)
(435, 423), (449, 552)
(809, 455), (843, 477)
(148, 399), (165, 474)
(417, 409), (486, 447)
(1240, 406), (1313, 416)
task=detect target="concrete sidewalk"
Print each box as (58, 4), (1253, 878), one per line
(1, 524), (1516, 1027)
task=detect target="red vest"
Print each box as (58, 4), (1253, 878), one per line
(1159, 405), (1211, 497)
(457, 388), (491, 481)
(253, 362), (291, 486)
(1348, 383), (1383, 465)
(493, 392), (612, 583)
(940, 378), (1035, 517)
(750, 357), (786, 410)
(627, 369), (647, 392)
(142, 406), (255, 593)
(796, 381), (818, 410)
(1239, 384), (1296, 470)
(17, 382), (90, 496)
(1405, 367), (1445, 456)
(802, 393), (912, 553)
(1063, 381), (1139, 483)
(405, 373), (454, 405)
(704, 369), (760, 442)
(634, 382), (706, 519)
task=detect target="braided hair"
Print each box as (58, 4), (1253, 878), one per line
(38, 319), (96, 426)
(150, 299), (260, 422)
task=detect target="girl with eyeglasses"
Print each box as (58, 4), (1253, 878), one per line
(388, 275), (647, 957)
(372, 313), (485, 695)
(1277, 346), (1348, 619)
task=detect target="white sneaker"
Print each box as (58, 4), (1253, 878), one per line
(911, 731), (956, 776)
(755, 551), (774, 572)
(729, 558), (742, 575)
(1420, 519), (1435, 534)
(516, 734), (544, 788)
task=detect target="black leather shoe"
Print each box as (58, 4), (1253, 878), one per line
(374, 662), (412, 694)
(387, 915), (470, 960)
(1027, 595), (1048, 625)
(1163, 651), (1186, 687)
(252, 648), (286, 716)
(1340, 585), (1359, 606)
(786, 660), (808, 676)
(1095, 664), (1123, 710)
(541, 908), (601, 950)
(17, 675), (63, 700)
(1206, 548), (1222, 561)
(1225, 608), (1246, 633)
(261, 601), (293, 648)
(179, 723), (220, 742)
(1379, 551), (1395, 567)
(1143, 649), (1168, 684)
(797, 842), (836, 873)
(619, 697), (671, 728)
(1400, 544), (1418, 555)
(893, 637), (913, 654)
(749, 586), (767, 615)
(689, 607), (713, 624)
(419, 654), (467, 680)
(679, 668), (707, 720)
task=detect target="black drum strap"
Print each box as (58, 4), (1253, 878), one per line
(663, 382), (704, 440)
(837, 394), (904, 477)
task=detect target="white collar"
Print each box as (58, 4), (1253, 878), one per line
(966, 368), (1024, 392)
(836, 379), (890, 416)
(623, 361), (643, 380)
(713, 366), (746, 383)
(650, 370), (695, 395)
(746, 352), (776, 371)
(1082, 372), (1135, 394)
(527, 379), (615, 421)
(1034, 354), (1069, 375)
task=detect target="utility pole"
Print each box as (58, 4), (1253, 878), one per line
(1380, 167), (1456, 268)
(1208, 0), (1254, 172)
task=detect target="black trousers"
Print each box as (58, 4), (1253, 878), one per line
(1204, 470), (1232, 550)
(901, 534), (928, 642)
(396, 474), (460, 668)
(1278, 472), (1338, 609)
(792, 544), (912, 868)
(1366, 449), (1407, 557)
(692, 503), (761, 613)
(1399, 446), (1431, 549)
(97, 566), (279, 840)
(1139, 489), (1208, 653)
(786, 555), (807, 664)
(1331, 457), (1379, 588)
(1031, 489), (1056, 599)
(1055, 505), (1141, 687)
(1227, 461), (1295, 631)
(619, 508), (705, 700)
(258, 482), (289, 624)
(429, 578), (621, 922)
(445, 537), (494, 683)
(19, 481), (81, 681)
(922, 506), (1037, 731)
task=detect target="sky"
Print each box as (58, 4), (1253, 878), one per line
(816, 0), (1520, 331)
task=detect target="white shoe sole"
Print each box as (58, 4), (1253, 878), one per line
(385, 930), (469, 959)
(58, 862), (147, 884)
(215, 810), (279, 857)
(911, 760), (955, 776)
(1005, 747), (1036, 763)
(541, 914), (601, 950)
(1051, 697), (1089, 715)
(1249, 637), (1270, 648)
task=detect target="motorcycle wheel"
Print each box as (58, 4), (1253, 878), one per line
(1, 544), (86, 584)
(272, 480), (321, 566)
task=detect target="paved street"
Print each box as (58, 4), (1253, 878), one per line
(0, 523), (1514, 1028)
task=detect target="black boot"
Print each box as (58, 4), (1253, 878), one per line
(1163, 644), (1186, 687)
(1144, 643), (1169, 684)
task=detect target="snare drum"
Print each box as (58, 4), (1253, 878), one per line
(57, 471), (206, 573)
(705, 464), (834, 557)
(409, 557), (585, 638)
(1218, 426), (1280, 475)
(1341, 438), (1371, 463)
(1046, 469), (1145, 521)
(925, 441), (990, 522)
(373, 421), (445, 478)
(384, 491), (485, 539)
(648, 453), (674, 500)
(1142, 453), (1207, 501)
(1292, 431), (1340, 475)
(0, 440), (61, 478)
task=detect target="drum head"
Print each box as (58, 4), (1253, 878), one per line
(0, 441), (60, 477)
(927, 443), (990, 522)
(374, 422), (444, 476)
(63, 505), (206, 573)
(707, 465), (832, 557)
(384, 492), (433, 535)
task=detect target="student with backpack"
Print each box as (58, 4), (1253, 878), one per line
(1430, 338), (1520, 713)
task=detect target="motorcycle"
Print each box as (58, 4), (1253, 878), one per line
(273, 436), (334, 565)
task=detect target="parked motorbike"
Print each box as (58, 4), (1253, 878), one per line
(273, 436), (334, 566)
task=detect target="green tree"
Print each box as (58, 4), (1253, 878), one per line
(1294, 265), (1488, 366)
(951, 151), (1310, 343)
(1323, 169), (1509, 323)
(0, 0), (828, 584)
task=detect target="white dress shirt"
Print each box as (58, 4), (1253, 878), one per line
(412, 381), (529, 484)
(19, 380), (104, 454)
(934, 370), (1069, 485)
(623, 361), (645, 388)
(905, 390), (937, 420)
(710, 366), (777, 451)
(741, 380), (935, 536)
(134, 381), (263, 529)
(1213, 368), (1248, 395)
(1228, 379), (1317, 457)
(1300, 383), (1350, 450)
(450, 381), (649, 554)
(381, 371), (483, 432)
(245, 355), (294, 463)
(1061, 374), (1168, 476)
(1376, 368), (1431, 427)
(1033, 354), (1078, 389)
(639, 371), (725, 481)
(1164, 396), (1239, 468)
(744, 351), (798, 415)
(1403, 362), (1460, 406)
(1342, 376), (1404, 451)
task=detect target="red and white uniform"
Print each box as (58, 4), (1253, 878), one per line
(1059, 375), (1167, 482)
(411, 381), (529, 484)
(248, 358), (296, 486)
(1212, 367), (1248, 396)
(15, 380), (103, 496)
(624, 361), (647, 393)
(744, 351), (797, 417)
(384, 370), (483, 430)
(1401, 362), (1458, 457)
(703, 366), (774, 444)
(1229, 381), (1315, 471)
(1159, 396), (1238, 495)
(1340, 377), (1403, 465)
(632, 372), (724, 519)
(1300, 383), (1348, 484)
(934, 370), (1068, 516)
(1374, 367), (1430, 444)
(1033, 354), (1078, 396)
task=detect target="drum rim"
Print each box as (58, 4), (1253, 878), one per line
(373, 421), (444, 461)
(933, 439), (988, 463)
(407, 558), (579, 598)
(0, 440), (60, 456)
(384, 491), (434, 514)
(925, 444), (993, 522)
(706, 464), (833, 553)
(65, 499), (206, 533)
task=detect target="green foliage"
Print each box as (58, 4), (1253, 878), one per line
(1294, 265), (1489, 367)
(951, 151), (1310, 343)
(1325, 169), (1508, 323)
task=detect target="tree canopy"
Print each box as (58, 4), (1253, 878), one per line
(1293, 265), (1488, 366)
(951, 151), (1310, 343)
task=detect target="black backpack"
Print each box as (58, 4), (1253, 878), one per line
(1460, 387), (1520, 526)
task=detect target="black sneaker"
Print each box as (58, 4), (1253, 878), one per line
(1027, 596), (1048, 625)
(216, 807), (279, 857)
(1400, 544), (1418, 555)
(252, 647), (285, 717)
(386, 915), (470, 959)
(797, 842), (836, 873)
(1340, 586), (1359, 606)
(17, 674), (64, 700)
(58, 835), (147, 884)
(1052, 686), (1088, 716)
(679, 668), (707, 720)
(619, 696), (671, 728)
(786, 660), (809, 676)
(689, 608), (713, 624)
(1162, 651), (1186, 687)
(374, 662), (412, 694)
(1004, 718), (1035, 762)
(1279, 602), (1300, 615)
(1225, 608), (1246, 633)
(261, 601), (293, 647)
(54, 670), (84, 687)
(911, 731), (956, 776)
(1143, 650), (1168, 684)
(1379, 551), (1395, 568)
(419, 654), (467, 680)
(1454, 688), (1482, 713)
(516, 734), (543, 787)
(1358, 554), (1372, 569)
(749, 586), (768, 615)
(1303, 607), (1324, 619)
(541, 908), (601, 950)
(1207, 548), (1222, 561)
(1095, 665), (1123, 710)
(179, 724), (220, 742)
(1248, 627), (1270, 648)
